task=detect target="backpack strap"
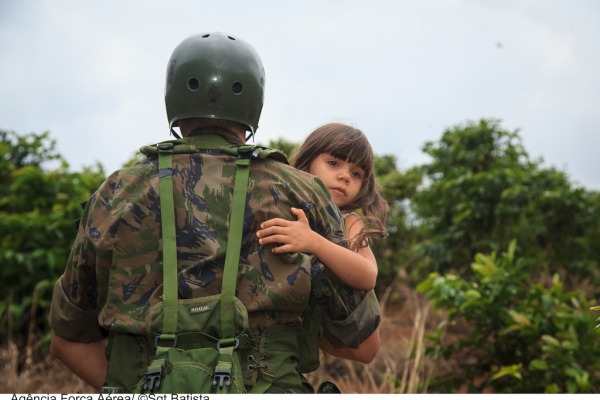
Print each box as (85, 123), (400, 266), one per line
(155, 139), (272, 393)
(104, 135), (288, 393)
(158, 142), (178, 339)
(213, 147), (252, 394)
(154, 136), (287, 337)
(136, 143), (179, 393)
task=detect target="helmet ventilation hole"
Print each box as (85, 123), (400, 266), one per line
(188, 78), (200, 91)
(232, 82), (243, 94)
(228, 36), (236, 40)
(202, 34), (210, 38)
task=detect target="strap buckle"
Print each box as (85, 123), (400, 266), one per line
(158, 142), (175, 152)
(212, 369), (232, 389)
(216, 337), (239, 351)
(237, 145), (257, 159)
(100, 386), (129, 394)
(154, 334), (178, 348)
(143, 363), (164, 393)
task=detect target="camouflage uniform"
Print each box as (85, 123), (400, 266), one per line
(49, 132), (381, 391)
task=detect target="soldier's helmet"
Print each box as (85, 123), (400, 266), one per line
(165, 32), (265, 135)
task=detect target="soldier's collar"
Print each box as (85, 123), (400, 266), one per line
(184, 129), (244, 148)
(141, 131), (245, 157)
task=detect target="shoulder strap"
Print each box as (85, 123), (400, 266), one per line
(158, 143), (178, 338)
(153, 135), (288, 337)
(156, 140), (256, 393)
(153, 135), (289, 335)
(220, 153), (250, 339)
(213, 150), (251, 394)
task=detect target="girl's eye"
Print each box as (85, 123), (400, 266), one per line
(327, 160), (338, 167)
(351, 171), (363, 179)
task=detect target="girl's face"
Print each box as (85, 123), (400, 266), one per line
(309, 153), (365, 208)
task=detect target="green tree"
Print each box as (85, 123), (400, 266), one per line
(0, 130), (105, 347)
(265, 138), (298, 159)
(371, 156), (422, 291)
(412, 119), (600, 285)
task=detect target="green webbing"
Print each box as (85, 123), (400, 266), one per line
(154, 138), (272, 393)
(141, 132), (242, 156)
(158, 143), (178, 336)
(220, 155), (250, 340)
(155, 138), (255, 339)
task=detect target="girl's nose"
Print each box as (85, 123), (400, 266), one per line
(338, 170), (350, 182)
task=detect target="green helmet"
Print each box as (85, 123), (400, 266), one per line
(165, 32), (265, 135)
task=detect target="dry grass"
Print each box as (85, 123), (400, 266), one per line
(1, 280), (440, 394)
(306, 283), (442, 393)
(0, 339), (94, 393)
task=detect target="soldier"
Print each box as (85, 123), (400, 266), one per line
(49, 32), (381, 393)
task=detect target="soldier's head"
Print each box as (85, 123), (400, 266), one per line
(165, 32), (266, 141)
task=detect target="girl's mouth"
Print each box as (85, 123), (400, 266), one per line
(331, 187), (346, 196)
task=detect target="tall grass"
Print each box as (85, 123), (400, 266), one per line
(0, 337), (93, 393)
(306, 285), (439, 393)
(0, 286), (94, 394)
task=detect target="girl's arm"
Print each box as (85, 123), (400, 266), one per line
(256, 207), (377, 291)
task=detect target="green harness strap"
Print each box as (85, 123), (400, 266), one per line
(155, 137), (276, 393)
(158, 143), (178, 339)
(213, 153), (250, 394)
(220, 155), (249, 340)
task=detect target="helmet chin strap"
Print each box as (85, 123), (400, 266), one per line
(245, 130), (255, 143)
(170, 127), (181, 139)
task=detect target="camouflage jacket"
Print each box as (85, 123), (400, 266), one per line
(49, 132), (381, 350)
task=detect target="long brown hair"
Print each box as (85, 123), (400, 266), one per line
(292, 123), (388, 249)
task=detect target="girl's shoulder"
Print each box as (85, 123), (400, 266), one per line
(343, 211), (365, 229)
(342, 211), (361, 220)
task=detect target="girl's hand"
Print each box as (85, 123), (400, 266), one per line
(256, 207), (319, 254)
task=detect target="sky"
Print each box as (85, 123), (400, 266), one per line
(1, 0), (599, 189)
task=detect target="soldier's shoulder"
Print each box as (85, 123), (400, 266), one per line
(261, 159), (316, 182)
(96, 159), (157, 195)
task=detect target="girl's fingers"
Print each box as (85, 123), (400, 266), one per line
(257, 225), (284, 237)
(258, 234), (290, 245)
(290, 207), (308, 222)
(260, 218), (290, 229)
(271, 244), (294, 254)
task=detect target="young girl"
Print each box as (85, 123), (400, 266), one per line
(256, 123), (387, 366)
(256, 122), (388, 292)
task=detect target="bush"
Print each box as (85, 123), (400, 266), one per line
(0, 130), (105, 348)
(417, 241), (600, 393)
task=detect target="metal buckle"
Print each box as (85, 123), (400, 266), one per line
(216, 337), (239, 351)
(154, 335), (178, 348)
(212, 370), (232, 389)
(143, 367), (163, 392)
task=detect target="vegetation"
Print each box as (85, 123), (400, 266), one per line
(418, 241), (600, 393)
(1, 118), (599, 393)
(412, 119), (600, 284)
(0, 130), (104, 350)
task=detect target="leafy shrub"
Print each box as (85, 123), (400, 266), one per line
(0, 130), (105, 347)
(417, 241), (600, 393)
